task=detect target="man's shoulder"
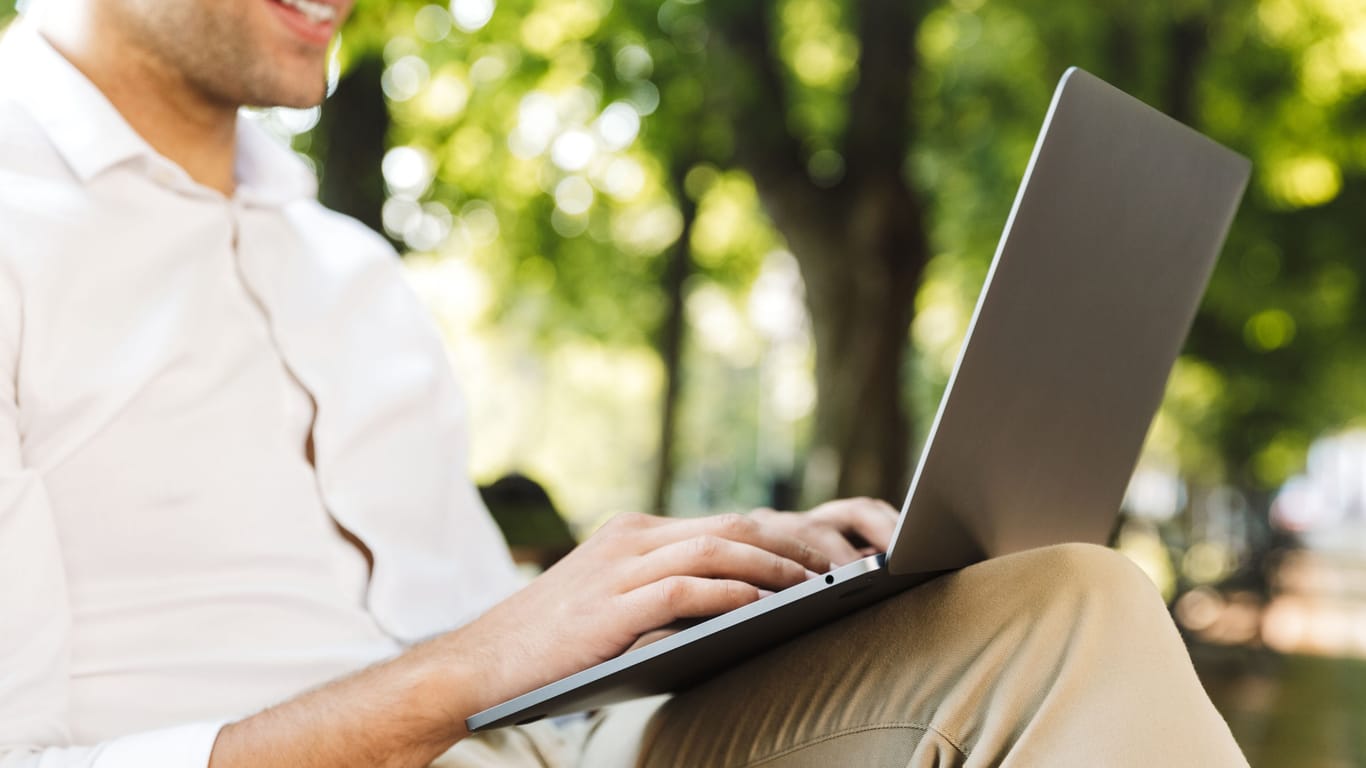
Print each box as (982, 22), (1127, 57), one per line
(292, 202), (392, 245)
(0, 89), (64, 165)
(0, 98), (77, 269)
(284, 200), (402, 266)
(0, 94), (81, 210)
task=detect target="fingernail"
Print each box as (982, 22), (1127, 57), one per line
(804, 569), (819, 580)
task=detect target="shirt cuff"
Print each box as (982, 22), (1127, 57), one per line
(92, 721), (226, 768)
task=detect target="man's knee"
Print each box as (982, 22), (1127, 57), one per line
(993, 542), (1174, 643)
(1023, 541), (1152, 588)
(933, 542), (1170, 637)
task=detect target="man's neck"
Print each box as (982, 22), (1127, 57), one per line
(35, 12), (239, 196)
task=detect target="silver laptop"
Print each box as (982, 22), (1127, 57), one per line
(467, 67), (1251, 732)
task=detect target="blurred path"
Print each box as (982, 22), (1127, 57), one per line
(1191, 548), (1366, 766)
(1195, 645), (1366, 767)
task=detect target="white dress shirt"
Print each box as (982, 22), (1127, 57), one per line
(0, 19), (521, 767)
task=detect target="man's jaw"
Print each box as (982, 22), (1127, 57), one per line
(265, 0), (347, 47)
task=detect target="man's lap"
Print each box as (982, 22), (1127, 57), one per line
(436, 544), (1245, 768)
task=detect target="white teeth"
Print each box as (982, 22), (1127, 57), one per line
(278, 0), (336, 24)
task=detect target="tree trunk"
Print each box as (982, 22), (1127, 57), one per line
(650, 172), (698, 515)
(802, 182), (926, 503)
(705, 0), (931, 503)
(314, 54), (393, 248)
(1163, 14), (1209, 127)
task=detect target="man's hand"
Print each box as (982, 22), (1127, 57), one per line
(446, 498), (901, 719)
(749, 497), (900, 569)
(211, 498), (900, 768)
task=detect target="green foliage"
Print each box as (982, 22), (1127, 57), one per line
(904, 0), (1366, 492)
(337, 0), (772, 351)
(331, 0), (1366, 505)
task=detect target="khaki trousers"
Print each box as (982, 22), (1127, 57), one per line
(435, 544), (1248, 767)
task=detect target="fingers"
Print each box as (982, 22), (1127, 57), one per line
(809, 497), (900, 553)
(632, 512), (831, 575)
(626, 626), (682, 653)
(620, 576), (762, 632)
(628, 535), (812, 592)
(753, 506), (860, 566)
(804, 525), (863, 567)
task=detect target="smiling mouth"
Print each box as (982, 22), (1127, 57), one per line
(272, 0), (338, 24)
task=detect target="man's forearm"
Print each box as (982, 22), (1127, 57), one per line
(205, 503), (898, 767)
(207, 637), (483, 768)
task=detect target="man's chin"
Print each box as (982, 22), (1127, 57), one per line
(230, 60), (330, 111)
(261, 93), (326, 110)
(246, 81), (328, 111)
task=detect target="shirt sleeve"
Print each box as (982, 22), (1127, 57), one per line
(0, 263), (226, 767)
(0, 722), (224, 768)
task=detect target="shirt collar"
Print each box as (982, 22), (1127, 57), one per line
(235, 113), (320, 207)
(0, 17), (318, 206)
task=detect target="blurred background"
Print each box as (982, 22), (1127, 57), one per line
(4, 0), (1365, 763)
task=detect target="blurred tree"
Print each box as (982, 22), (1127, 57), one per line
(1181, 0), (1366, 495)
(909, 0), (1366, 583)
(1029, 0), (1366, 497)
(699, 1), (934, 504)
(314, 53), (394, 244)
(324, 0), (937, 507)
(307, 0), (1366, 517)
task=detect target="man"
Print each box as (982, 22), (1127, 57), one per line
(0, 0), (1249, 765)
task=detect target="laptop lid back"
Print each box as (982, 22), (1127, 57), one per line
(886, 68), (1250, 575)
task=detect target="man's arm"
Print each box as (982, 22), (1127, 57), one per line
(210, 504), (897, 768)
(0, 260), (76, 762)
(0, 238), (898, 768)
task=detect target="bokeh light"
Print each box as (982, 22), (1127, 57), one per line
(451, 0), (495, 33)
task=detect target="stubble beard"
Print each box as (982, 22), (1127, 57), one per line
(123, 0), (327, 111)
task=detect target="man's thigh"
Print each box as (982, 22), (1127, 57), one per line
(583, 699), (953, 768)
(444, 544), (1243, 768)
(584, 544), (1242, 768)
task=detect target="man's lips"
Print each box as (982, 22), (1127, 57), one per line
(265, 0), (344, 47)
